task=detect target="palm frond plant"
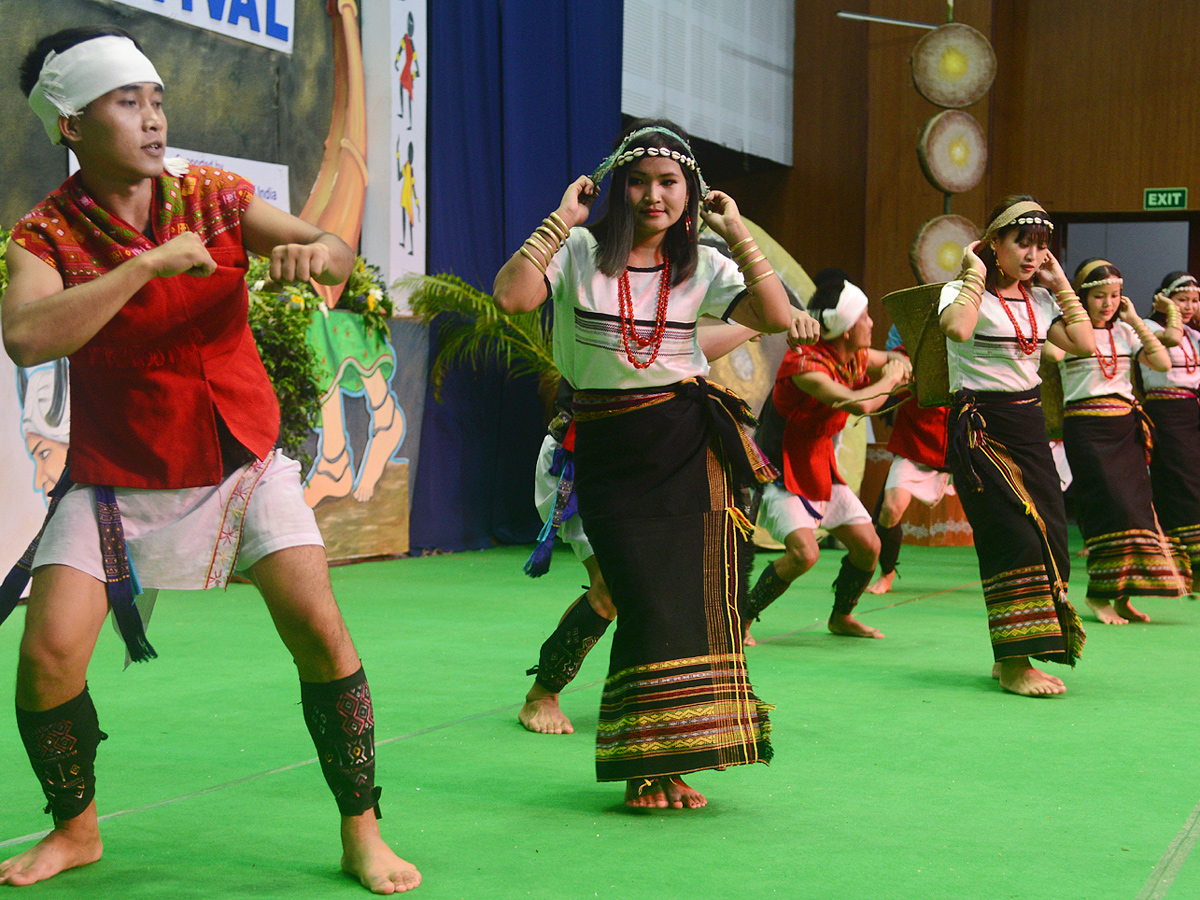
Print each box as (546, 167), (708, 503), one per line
(401, 273), (559, 410)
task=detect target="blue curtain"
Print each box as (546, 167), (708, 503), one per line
(411, 0), (623, 552)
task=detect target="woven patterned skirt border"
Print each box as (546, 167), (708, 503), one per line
(949, 389), (1085, 665)
(1063, 405), (1189, 600)
(573, 380), (773, 782)
(1144, 396), (1200, 571)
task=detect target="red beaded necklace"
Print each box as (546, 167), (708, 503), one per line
(1179, 328), (1198, 374)
(617, 256), (672, 369)
(998, 280), (1039, 356)
(1095, 326), (1119, 379)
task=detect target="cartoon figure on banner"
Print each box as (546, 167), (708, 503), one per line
(304, 259), (407, 507)
(16, 359), (69, 501)
(397, 139), (421, 256)
(395, 11), (419, 129)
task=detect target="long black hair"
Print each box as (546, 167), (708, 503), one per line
(587, 118), (701, 287)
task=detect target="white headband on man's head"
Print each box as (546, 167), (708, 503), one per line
(29, 35), (163, 145)
(820, 282), (869, 338)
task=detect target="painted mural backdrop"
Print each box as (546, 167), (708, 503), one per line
(0, 0), (428, 574)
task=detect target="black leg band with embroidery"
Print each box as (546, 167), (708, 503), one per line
(301, 665), (381, 819)
(832, 556), (875, 616)
(745, 562), (790, 621)
(876, 520), (903, 575)
(17, 686), (107, 820)
(527, 593), (611, 694)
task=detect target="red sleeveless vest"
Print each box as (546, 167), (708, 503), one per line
(773, 341), (870, 501)
(12, 167), (280, 489)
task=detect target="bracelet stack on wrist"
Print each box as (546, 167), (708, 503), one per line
(1132, 317), (1165, 353)
(729, 236), (776, 289)
(1055, 288), (1090, 327)
(519, 211), (571, 274)
(1165, 303), (1183, 330)
(953, 270), (984, 308)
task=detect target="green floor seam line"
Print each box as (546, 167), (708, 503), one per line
(1136, 797), (1200, 900)
(0, 695), (580, 851)
(757, 576), (984, 643)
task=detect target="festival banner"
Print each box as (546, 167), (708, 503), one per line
(71, 148), (290, 212)
(107, 0), (295, 54)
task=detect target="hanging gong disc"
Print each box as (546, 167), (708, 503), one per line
(911, 23), (996, 109)
(917, 109), (987, 194)
(910, 214), (979, 285)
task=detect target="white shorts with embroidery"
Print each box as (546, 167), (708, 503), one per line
(757, 481), (871, 541)
(883, 456), (955, 506)
(32, 452), (323, 590)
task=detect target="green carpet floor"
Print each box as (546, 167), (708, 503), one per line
(2, 541), (1198, 899)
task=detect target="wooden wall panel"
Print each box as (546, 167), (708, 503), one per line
(714, 0), (1200, 352)
(710, 0), (870, 288)
(989, 0), (1200, 214)
(862, 0), (993, 346)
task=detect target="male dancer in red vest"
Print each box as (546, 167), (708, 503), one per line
(0, 27), (419, 893)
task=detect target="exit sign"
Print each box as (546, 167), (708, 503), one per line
(1144, 187), (1188, 210)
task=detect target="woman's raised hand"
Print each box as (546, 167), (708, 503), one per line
(960, 241), (986, 280)
(699, 190), (742, 239)
(557, 176), (599, 228)
(1037, 249), (1071, 293)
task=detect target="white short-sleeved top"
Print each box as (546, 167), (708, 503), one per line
(546, 230), (746, 390)
(1139, 320), (1200, 391)
(939, 280), (1060, 393)
(1058, 321), (1142, 403)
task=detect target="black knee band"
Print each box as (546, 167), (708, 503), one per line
(875, 520), (903, 575)
(16, 686), (107, 821)
(301, 666), (381, 819)
(745, 562), (789, 620)
(832, 556), (875, 616)
(528, 593), (611, 694)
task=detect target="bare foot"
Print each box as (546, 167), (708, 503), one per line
(742, 623), (757, 647)
(865, 571), (895, 595)
(662, 776), (707, 809)
(353, 396), (405, 503)
(341, 813), (421, 894)
(994, 658), (1066, 696)
(625, 779), (669, 809)
(518, 683), (573, 734)
(624, 777), (707, 809)
(828, 613), (884, 639)
(0, 801), (103, 886)
(1086, 598), (1129, 625)
(1115, 598), (1150, 623)
(306, 444), (354, 506)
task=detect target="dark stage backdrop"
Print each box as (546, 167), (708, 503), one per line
(411, 0), (622, 552)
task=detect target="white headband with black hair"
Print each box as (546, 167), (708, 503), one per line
(30, 35), (163, 145)
(1164, 274), (1199, 296)
(820, 282), (869, 338)
(590, 125), (709, 196)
